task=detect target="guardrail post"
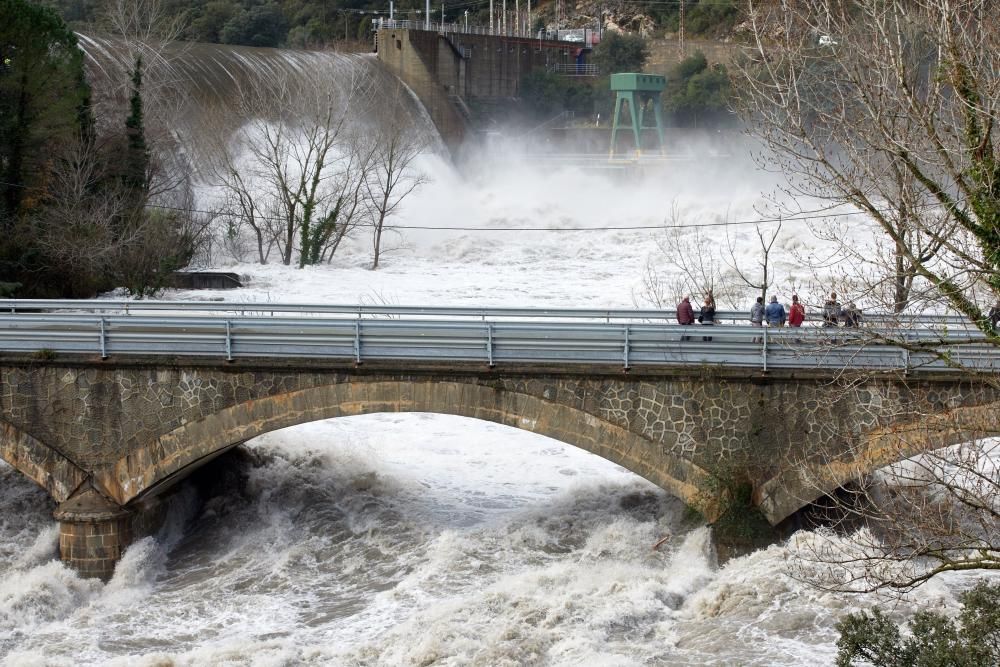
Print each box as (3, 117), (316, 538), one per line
(99, 318), (108, 359)
(225, 320), (233, 361)
(355, 319), (362, 364)
(761, 326), (768, 372)
(901, 332), (910, 374)
(623, 325), (630, 369)
(487, 323), (495, 366)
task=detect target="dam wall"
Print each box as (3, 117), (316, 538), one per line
(376, 27), (586, 151)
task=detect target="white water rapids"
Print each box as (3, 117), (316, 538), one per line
(0, 417), (973, 666)
(2, 38), (996, 667)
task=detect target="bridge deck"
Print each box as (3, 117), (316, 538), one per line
(0, 301), (995, 375)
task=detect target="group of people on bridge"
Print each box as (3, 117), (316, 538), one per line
(674, 290), (862, 339)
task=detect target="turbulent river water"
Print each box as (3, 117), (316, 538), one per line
(0, 417), (978, 666)
(0, 37), (991, 667)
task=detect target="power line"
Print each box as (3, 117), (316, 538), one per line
(0, 179), (958, 234)
(142, 200), (881, 232)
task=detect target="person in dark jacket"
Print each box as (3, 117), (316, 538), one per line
(988, 299), (1000, 329)
(698, 293), (716, 341)
(676, 296), (695, 340)
(823, 292), (842, 327)
(843, 302), (862, 327)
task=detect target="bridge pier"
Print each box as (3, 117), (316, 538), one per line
(53, 484), (135, 581)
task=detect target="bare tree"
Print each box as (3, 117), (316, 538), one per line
(313, 133), (377, 263)
(733, 0), (1000, 591)
(103, 0), (186, 58)
(96, 0), (190, 173)
(30, 133), (208, 297)
(208, 61), (379, 266)
(637, 204), (778, 311)
(733, 0), (1000, 337)
(785, 409), (999, 594)
(364, 112), (429, 270)
(215, 163), (278, 264)
(724, 220), (783, 304)
(31, 137), (133, 293)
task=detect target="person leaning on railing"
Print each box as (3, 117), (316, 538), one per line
(676, 295), (695, 341)
(749, 297), (764, 327)
(698, 293), (716, 342)
(989, 299), (1000, 329)
(765, 295), (786, 327)
(843, 302), (862, 327)
(823, 292), (842, 327)
(789, 294), (806, 327)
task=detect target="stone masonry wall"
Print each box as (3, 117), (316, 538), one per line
(3, 359), (997, 526)
(644, 37), (737, 75)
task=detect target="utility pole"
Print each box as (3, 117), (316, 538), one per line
(464, 9), (468, 30)
(425, 0), (430, 29)
(490, 0), (494, 34)
(441, 3), (444, 26)
(678, 0), (685, 56)
(515, 0), (519, 35)
(389, 1), (394, 21)
(502, 0), (506, 34)
(527, 0), (531, 36)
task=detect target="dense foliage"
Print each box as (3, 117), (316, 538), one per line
(645, 0), (739, 38)
(0, 0), (91, 295)
(592, 32), (649, 75)
(662, 51), (733, 126)
(41, 0), (410, 48)
(0, 1), (198, 297)
(40, 0), (743, 48)
(519, 70), (596, 119)
(835, 581), (1000, 667)
(1, 0), (91, 218)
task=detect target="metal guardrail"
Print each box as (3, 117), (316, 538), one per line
(375, 19), (593, 44)
(547, 63), (600, 76)
(377, 19), (524, 38)
(0, 300), (978, 326)
(0, 302), (996, 373)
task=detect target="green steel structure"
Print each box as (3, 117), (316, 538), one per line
(609, 73), (666, 157)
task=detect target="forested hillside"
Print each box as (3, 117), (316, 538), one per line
(41, 0), (740, 49)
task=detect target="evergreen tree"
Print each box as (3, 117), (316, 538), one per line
(836, 581), (1000, 667)
(663, 51), (732, 126)
(592, 33), (649, 75)
(123, 56), (149, 200)
(0, 0), (92, 295)
(0, 0), (91, 218)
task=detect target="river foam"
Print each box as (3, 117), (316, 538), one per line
(1, 415), (987, 666)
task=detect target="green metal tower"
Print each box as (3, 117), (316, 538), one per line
(609, 73), (666, 158)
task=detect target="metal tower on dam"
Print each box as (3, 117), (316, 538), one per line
(609, 73), (666, 157)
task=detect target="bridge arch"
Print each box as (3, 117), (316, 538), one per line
(98, 380), (713, 513)
(0, 419), (89, 503)
(756, 400), (1000, 524)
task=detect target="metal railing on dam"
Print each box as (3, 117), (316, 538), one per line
(0, 300), (995, 373)
(376, 19), (595, 44)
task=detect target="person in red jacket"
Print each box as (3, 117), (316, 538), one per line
(676, 296), (695, 340)
(788, 294), (806, 327)
(676, 296), (695, 323)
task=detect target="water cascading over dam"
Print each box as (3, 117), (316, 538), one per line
(75, 35), (443, 188)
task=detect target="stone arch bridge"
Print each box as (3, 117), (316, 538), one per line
(2, 355), (998, 579)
